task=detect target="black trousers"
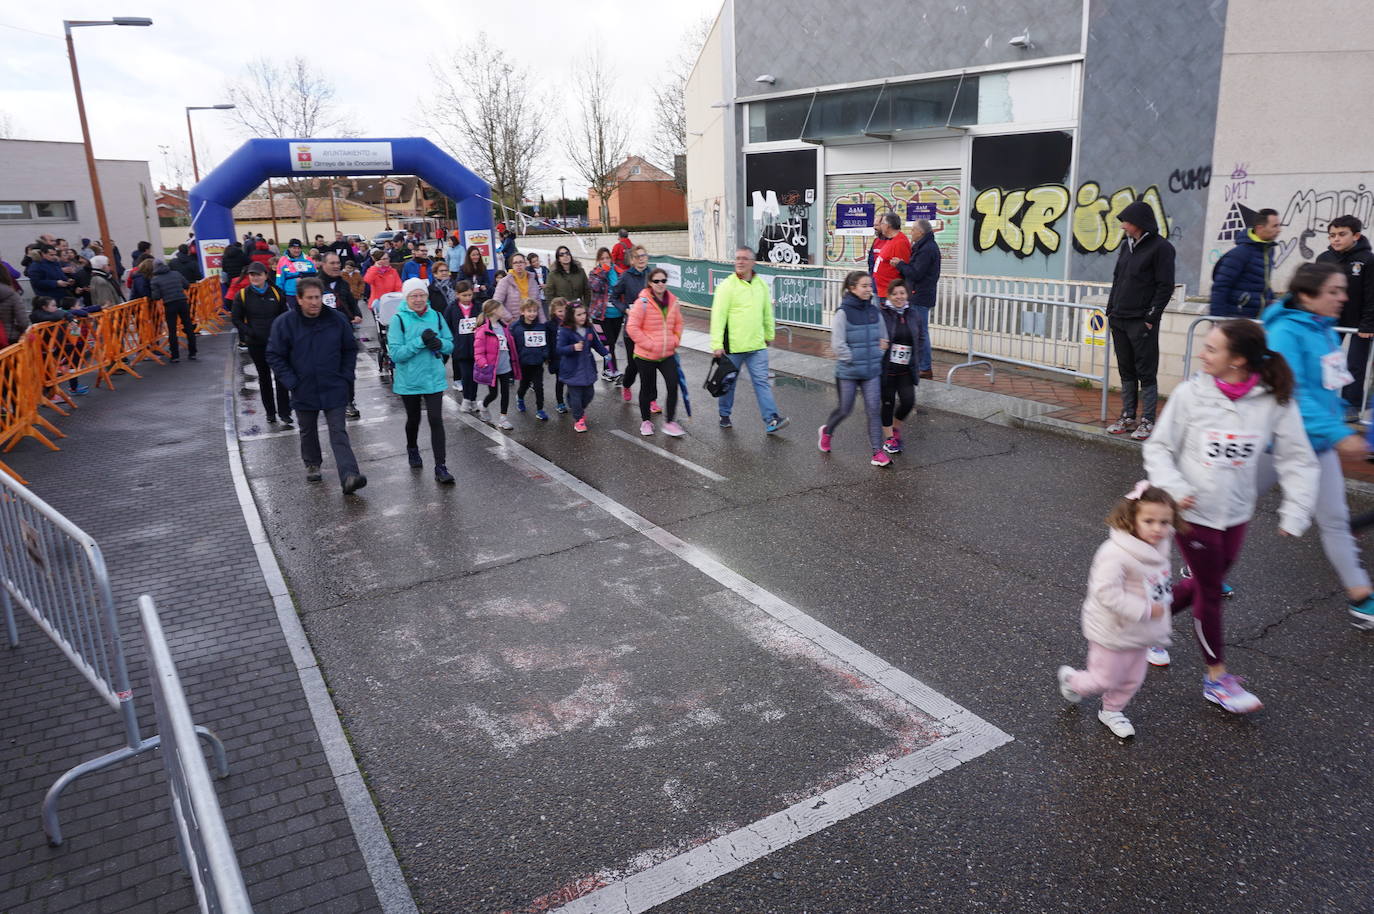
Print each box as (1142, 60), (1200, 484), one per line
(296, 406), (359, 481)
(401, 392), (445, 464)
(164, 301), (196, 359)
(483, 371), (513, 412)
(247, 344), (291, 419)
(880, 373), (915, 426)
(602, 316), (624, 374)
(1109, 317), (1159, 421)
(637, 357), (678, 421)
(1343, 333), (1373, 411)
(453, 357), (477, 401)
(517, 364), (545, 408)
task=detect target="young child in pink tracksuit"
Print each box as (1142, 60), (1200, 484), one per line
(1057, 482), (1181, 739)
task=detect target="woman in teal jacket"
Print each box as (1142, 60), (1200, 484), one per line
(389, 278), (456, 484)
(1261, 261), (1374, 627)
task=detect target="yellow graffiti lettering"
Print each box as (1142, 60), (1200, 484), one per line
(1072, 182), (1172, 253)
(1020, 185), (1070, 255)
(973, 188), (1027, 254)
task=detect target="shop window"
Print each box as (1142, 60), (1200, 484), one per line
(801, 87), (883, 142)
(874, 76), (980, 133)
(748, 94), (812, 143)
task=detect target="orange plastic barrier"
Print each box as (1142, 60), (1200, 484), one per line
(27, 317), (104, 412)
(0, 335), (65, 483)
(138, 297), (171, 364)
(96, 299), (145, 389)
(191, 276), (227, 334)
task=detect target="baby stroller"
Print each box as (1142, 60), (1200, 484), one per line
(372, 291), (405, 382)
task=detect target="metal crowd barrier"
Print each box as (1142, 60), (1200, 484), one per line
(1180, 314), (1374, 416)
(0, 470), (229, 845)
(946, 292), (1114, 421)
(140, 596), (253, 913)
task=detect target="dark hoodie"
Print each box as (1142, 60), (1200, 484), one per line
(1105, 200), (1175, 325)
(148, 261), (190, 304)
(1317, 235), (1374, 331)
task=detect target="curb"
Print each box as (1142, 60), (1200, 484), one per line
(674, 332), (1374, 500)
(219, 347), (419, 914)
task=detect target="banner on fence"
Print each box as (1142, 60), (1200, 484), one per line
(654, 255), (830, 327)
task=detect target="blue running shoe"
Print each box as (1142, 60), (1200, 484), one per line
(516, 398), (527, 413)
(556, 402), (568, 414)
(535, 409), (549, 421)
(1349, 593), (1374, 630)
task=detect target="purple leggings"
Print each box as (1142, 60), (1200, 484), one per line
(1172, 522), (1248, 666)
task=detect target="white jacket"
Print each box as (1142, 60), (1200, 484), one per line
(1143, 374), (1318, 536)
(1082, 528), (1174, 650)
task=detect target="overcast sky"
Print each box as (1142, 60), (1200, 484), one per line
(0, 0), (720, 200)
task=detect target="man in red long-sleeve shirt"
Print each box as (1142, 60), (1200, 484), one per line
(868, 212), (910, 304)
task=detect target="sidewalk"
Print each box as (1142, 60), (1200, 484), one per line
(0, 335), (386, 914)
(679, 309), (1374, 493)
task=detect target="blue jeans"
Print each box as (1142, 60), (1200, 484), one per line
(719, 348), (779, 423)
(914, 305), (932, 371)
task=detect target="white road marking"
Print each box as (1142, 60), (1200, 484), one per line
(608, 429), (727, 482)
(446, 404), (1012, 914)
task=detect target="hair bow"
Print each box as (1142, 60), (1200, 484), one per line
(1124, 480), (1150, 500)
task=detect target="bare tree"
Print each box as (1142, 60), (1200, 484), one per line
(223, 57), (356, 236)
(648, 16), (713, 193)
(427, 37), (547, 224)
(0, 113), (16, 139)
(565, 53), (632, 231)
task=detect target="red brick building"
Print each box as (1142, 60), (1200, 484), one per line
(588, 156), (687, 227)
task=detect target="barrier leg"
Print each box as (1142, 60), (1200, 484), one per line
(0, 459), (29, 486)
(2, 585), (16, 648)
(41, 737), (158, 846)
(194, 725), (230, 778)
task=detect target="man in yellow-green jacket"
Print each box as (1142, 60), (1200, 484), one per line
(710, 246), (789, 434)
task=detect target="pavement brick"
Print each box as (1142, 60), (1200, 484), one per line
(0, 335), (382, 913)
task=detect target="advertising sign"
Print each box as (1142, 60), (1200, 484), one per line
(463, 229), (493, 261)
(200, 239), (229, 278)
(834, 203), (875, 236)
(905, 202), (937, 222)
(289, 142), (394, 173)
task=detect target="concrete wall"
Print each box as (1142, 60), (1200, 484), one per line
(686, 7), (731, 261)
(1200, 0), (1374, 294)
(1070, 0), (1227, 292)
(732, 0), (1084, 99)
(0, 139), (158, 267)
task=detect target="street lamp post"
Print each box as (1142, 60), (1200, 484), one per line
(65, 18), (153, 259)
(559, 176), (566, 225)
(185, 104), (235, 183)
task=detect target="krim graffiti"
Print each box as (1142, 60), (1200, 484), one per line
(970, 182), (1170, 258)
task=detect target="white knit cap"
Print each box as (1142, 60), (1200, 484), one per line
(401, 278), (428, 298)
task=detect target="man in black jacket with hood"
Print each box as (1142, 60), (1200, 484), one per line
(1105, 200), (1175, 441)
(1317, 215), (1374, 419)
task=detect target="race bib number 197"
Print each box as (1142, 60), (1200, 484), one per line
(890, 344), (912, 366)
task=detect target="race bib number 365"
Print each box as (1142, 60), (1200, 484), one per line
(1199, 429), (1260, 469)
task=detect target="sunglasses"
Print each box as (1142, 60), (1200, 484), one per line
(649, 278), (668, 284)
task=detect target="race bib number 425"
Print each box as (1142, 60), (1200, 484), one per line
(1199, 429), (1260, 469)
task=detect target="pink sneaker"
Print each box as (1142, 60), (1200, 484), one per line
(871, 451), (892, 467)
(621, 387), (632, 403)
(650, 400), (662, 414)
(640, 420), (654, 436)
(662, 421), (685, 437)
(573, 417), (588, 433)
(817, 425), (831, 453)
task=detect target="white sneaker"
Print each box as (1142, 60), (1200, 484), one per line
(477, 408), (491, 422)
(1097, 709), (1135, 738)
(1146, 646), (1170, 667)
(1056, 665), (1081, 703)
(465, 400), (478, 413)
(451, 380), (462, 390)
(497, 415), (514, 430)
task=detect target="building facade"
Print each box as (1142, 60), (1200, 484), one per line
(589, 157), (688, 228)
(687, 0), (1230, 293)
(0, 139), (158, 267)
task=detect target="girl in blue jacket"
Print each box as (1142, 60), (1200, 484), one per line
(1261, 262), (1374, 628)
(557, 303), (608, 433)
(820, 272), (890, 466)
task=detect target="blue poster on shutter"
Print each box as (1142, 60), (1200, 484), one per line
(834, 202), (875, 235)
(906, 202), (937, 222)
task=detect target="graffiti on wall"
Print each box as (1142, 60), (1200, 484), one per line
(1210, 181), (1373, 269)
(970, 181), (1171, 257)
(1168, 164), (1212, 193)
(745, 149), (817, 264)
(822, 172), (962, 270)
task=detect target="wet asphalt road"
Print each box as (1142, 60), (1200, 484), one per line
(236, 333), (1374, 914)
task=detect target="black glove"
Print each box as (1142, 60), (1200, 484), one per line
(421, 328), (441, 351)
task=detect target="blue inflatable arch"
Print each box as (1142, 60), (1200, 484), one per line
(188, 137), (493, 274)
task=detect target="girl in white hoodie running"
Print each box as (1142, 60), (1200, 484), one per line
(1142, 320), (1318, 715)
(1058, 482), (1180, 738)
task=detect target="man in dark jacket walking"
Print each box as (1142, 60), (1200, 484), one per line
(892, 219), (941, 378)
(318, 252), (364, 419)
(1209, 208), (1280, 317)
(266, 278), (366, 494)
(1105, 200), (1175, 441)
(170, 244), (203, 283)
(232, 263), (293, 427)
(149, 260), (197, 362)
(1318, 215), (1374, 419)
